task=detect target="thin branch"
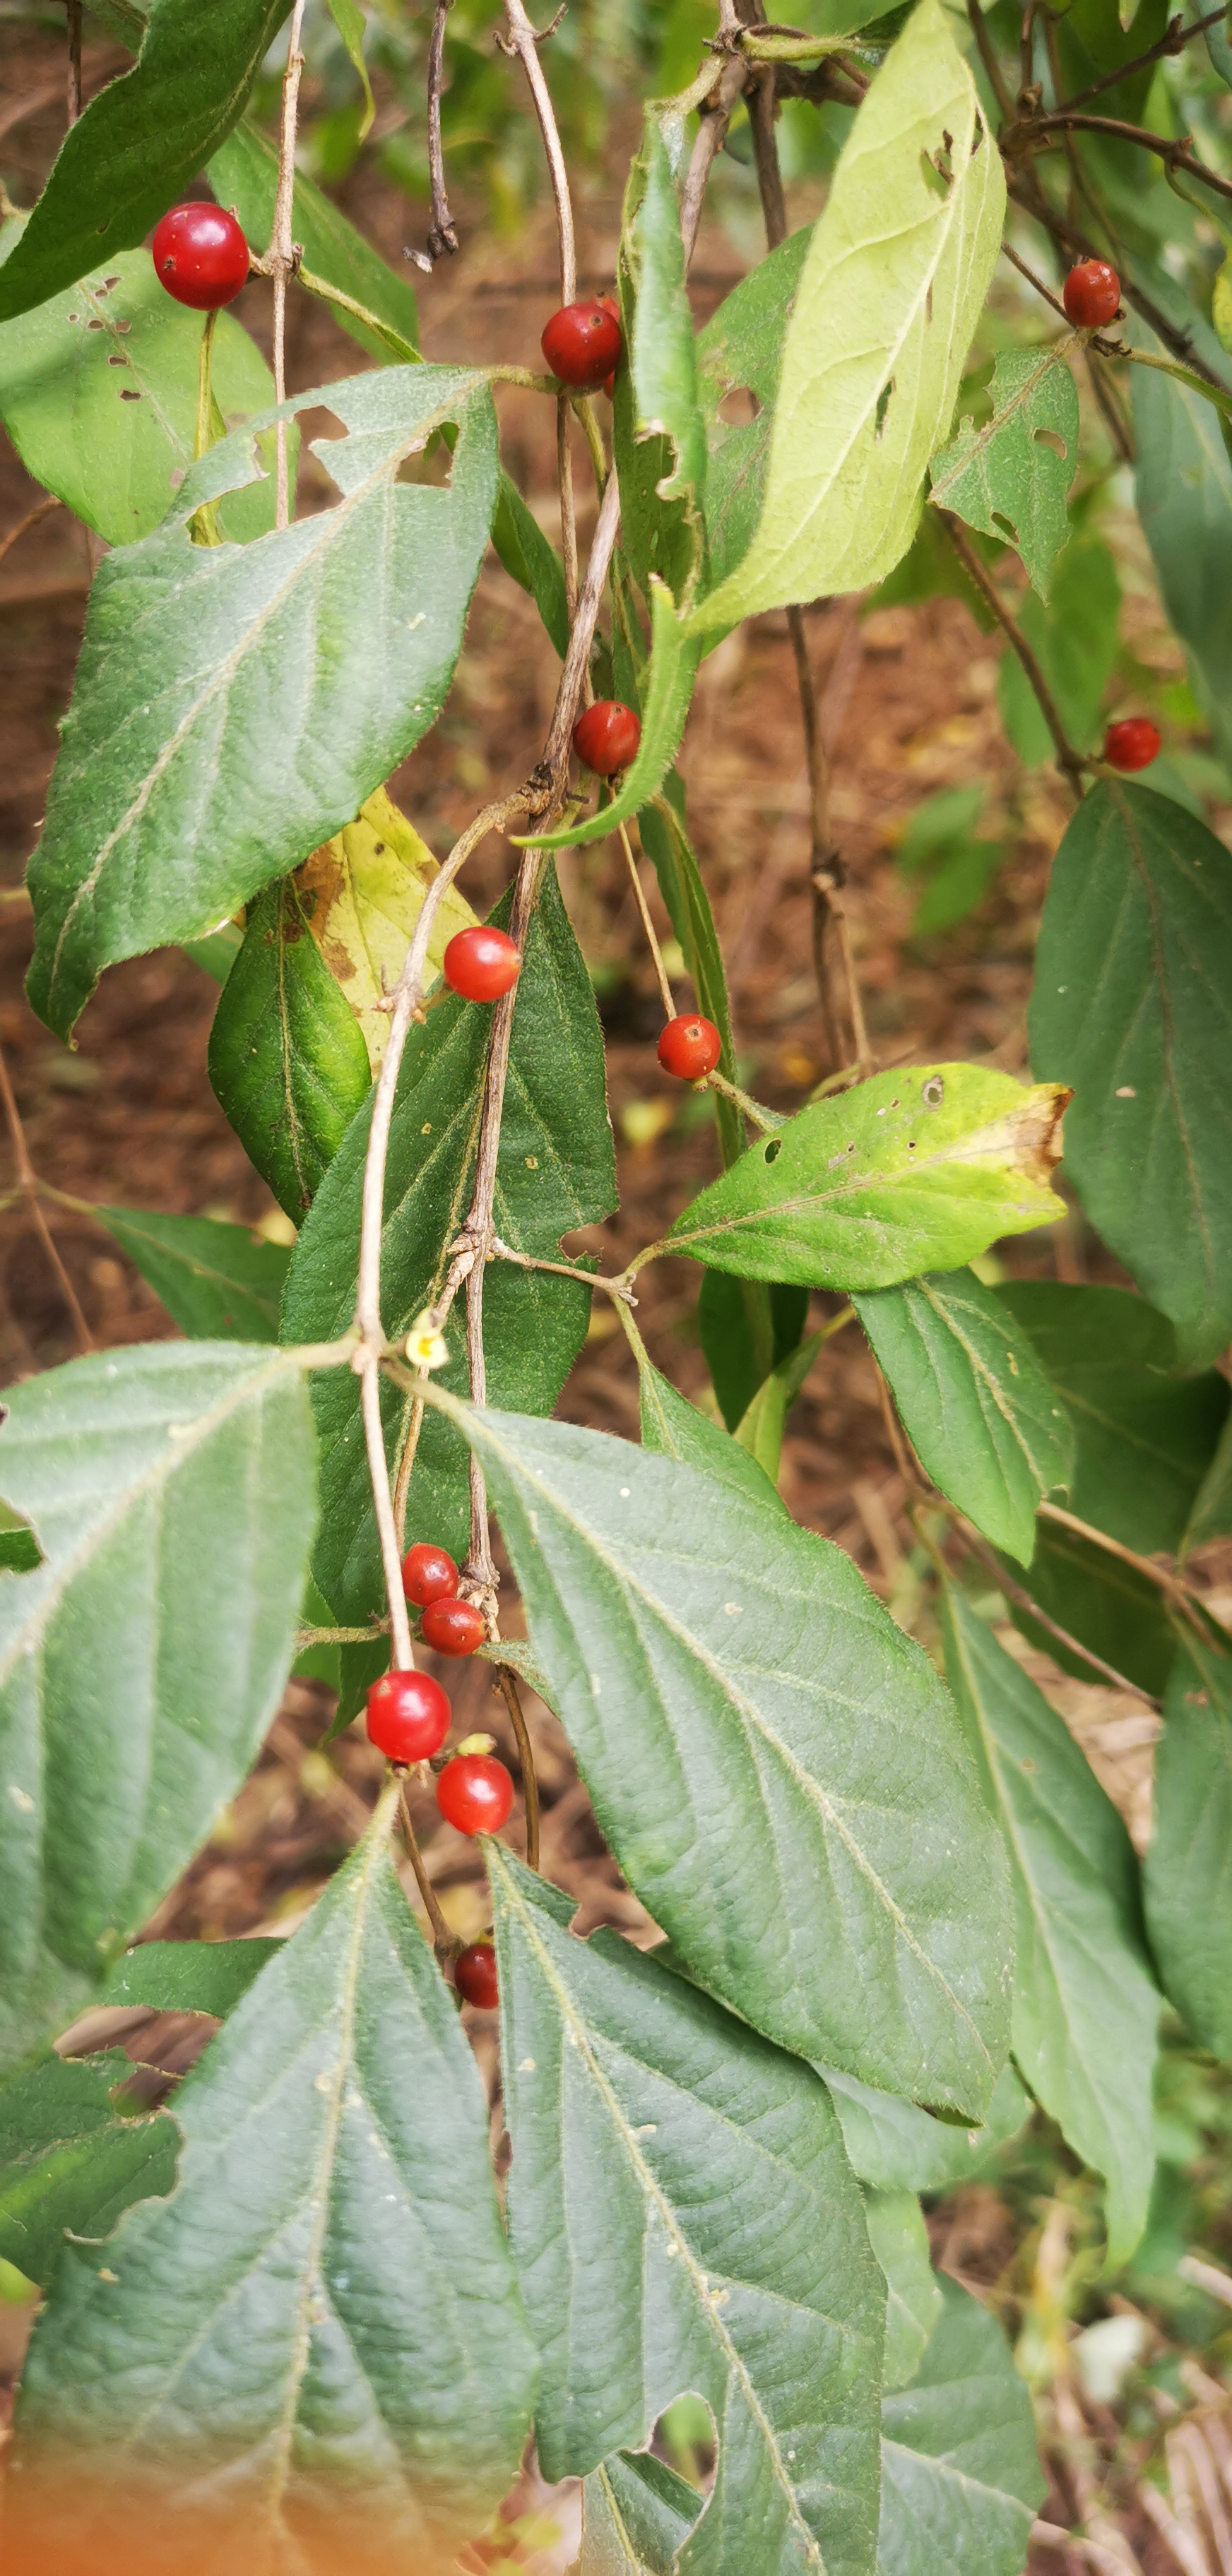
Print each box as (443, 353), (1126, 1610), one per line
(702, 1066), (783, 1133)
(269, 0), (307, 531)
(425, 0), (459, 263)
(1026, 107), (1232, 206)
(1038, 1497), (1211, 1637)
(489, 1240), (637, 1304)
(968, 0), (1015, 119)
(541, 466), (623, 776)
(500, 0), (576, 303)
(398, 1779), (462, 1962)
(66, 0), (82, 125)
(617, 822), (675, 1018)
(494, 1665), (540, 1869)
(391, 1371), (427, 1551)
(557, 395), (579, 620)
(0, 493), (61, 572)
(939, 511), (1087, 792)
(942, 1504), (1164, 1705)
(681, 46), (749, 270)
(0, 1040), (93, 1354)
(1060, 3), (1224, 107)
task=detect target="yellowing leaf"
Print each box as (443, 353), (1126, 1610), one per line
(296, 786), (476, 1070)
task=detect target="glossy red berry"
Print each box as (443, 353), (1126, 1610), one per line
(151, 202), (250, 311)
(541, 298), (623, 390)
(455, 1940), (499, 2009)
(401, 1542), (459, 1608)
(1103, 716), (1161, 771)
(443, 926), (521, 1003)
(1062, 258), (1121, 328)
(657, 1013), (723, 1080)
(573, 700), (642, 776)
(437, 1753), (514, 1836)
(366, 1667), (451, 1764)
(422, 1597), (487, 1657)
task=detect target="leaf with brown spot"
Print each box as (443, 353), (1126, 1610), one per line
(295, 788), (476, 1072)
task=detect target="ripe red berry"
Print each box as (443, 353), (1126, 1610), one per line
(657, 1013), (723, 1080)
(401, 1542), (459, 1608)
(437, 1753), (514, 1836)
(151, 202), (250, 311)
(1062, 259), (1121, 329)
(443, 926), (521, 1003)
(573, 700), (642, 777)
(422, 1597), (487, 1657)
(454, 1940), (499, 2009)
(1103, 716), (1161, 771)
(366, 1667), (451, 1764)
(541, 299), (623, 390)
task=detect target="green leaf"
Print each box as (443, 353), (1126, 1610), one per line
(698, 1271), (811, 1434)
(1131, 322), (1232, 774)
(895, 787), (1004, 935)
(865, 2187), (942, 2390)
(95, 1206), (292, 1342)
(944, 1592), (1160, 2262)
(488, 1849), (884, 2572)
(281, 868), (617, 1621)
(1007, 1519), (1178, 1699)
(208, 878), (372, 1221)
(576, 2450), (700, 2575)
(877, 2277), (1045, 2576)
(820, 2061), (1031, 2194)
(687, 0), (1005, 635)
(208, 117), (421, 367)
(1029, 781), (1232, 1366)
(440, 1396), (1013, 2113)
(324, 0), (374, 137)
(26, 364), (498, 1043)
(16, 1792), (537, 2551)
(100, 1936), (280, 2016)
(1144, 1637), (1232, 2056)
(638, 785), (742, 1167)
(0, 0), (292, 326)
(0, 1341), (316, 2068)
(0, 236), (285, 549)
(734, 1325), (828, 1488)
(492, 470), (570, 656)
(995, 1281), (1231, 1558)
(928, 342), (1079, 600)
(996, 532), (1120, 763)
(853, 1268), (1074, 1564)
(0, 2051), (177, 2290)
(614, 116), (708, 609)
(696, 226), (813, 595)
(1183, 1406), (1232, 1555)
(519, 580), (701, 851)
(665, 1063), (1068, 1291)
(637, 1354), (786, 1513)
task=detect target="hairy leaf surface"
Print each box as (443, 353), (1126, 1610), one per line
(208, 878), (373, 1221)
(577, 2450), (699, 2575)
(638, 1358), (786, 1514)
(821, 2061), (1031, 2195)
(101, 1937), (281, 2017)
(877, 2278), (1044, 2576)
(95, 1207), (291, 1343)
(0, 2051), (176, 2289)
(1144, 1638), (1232, 2056)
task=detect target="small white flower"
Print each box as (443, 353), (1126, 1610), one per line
(405, 1309), (449, 1370)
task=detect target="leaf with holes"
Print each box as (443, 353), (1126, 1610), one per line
(928, 341), (1079, 599)
(490, 1849), (884, 2576)
(576, 2450), (700, 2575)
(0, 1341), (316, 2069)
(877, 2277), (1045, 2576)
(665, 1063), (1068, 1290)
(208, 878), (373, 1222)
(696, 226), (813, 595)
(437, 1393), (1013, 2113)
(1145, 1636), (1232, 2057)
(614, 114), (709, 608)
(95, 1208), (291, 1343)
(853, 1268), (1074, 1563)
(15, 1792), (537, 2558)
(25, 364), (497, 1043)
(0, 2052), (177, 2291)
(295, 787), (476, 1074)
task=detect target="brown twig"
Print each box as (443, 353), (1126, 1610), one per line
(0, 1040), (93, 1354)
(398, 1779), (461, 1962)
(1025, 108), (1232, 208)
(489, 1239), (636, 1303)
(939, 511), (1087, 792)
(494, 1665), (540, 1868)
(1038, 1497), (1211, 1638)
(66, 0), (82, 125)
(681, 7), (750, 271)
(1062, 4), (1225, 109)
(268, 0), (307, 531)
(0, 494), (62, 573)
(424, 0), (459, 263)
(968, 0), (1015, 120)
(541, 466), (623, 777)
(499, 0), (576, 303)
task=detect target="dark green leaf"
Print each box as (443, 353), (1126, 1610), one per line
(997, 533), (1120, 762)
(281, 869), (617, 1621)
(576, 2450), (699, 2576)
(666, 1063), (1067, 1291)
(1132, 320), (1232, 774)
(928, 342), (1079, 600)
(440, 1396), (1013, 2114)
(614, 116), (707, 609)
(637, 1353), (786, 1513)
(944, 1592), (1160, 2261)
(0, 1341), (316, 2068)
(0, 0), (292, 326)
(865, 2187), (942, 2390)
(853, 1268), (1074, 1564)
(0, 2051), (177, 2290)
(17, 1792), (537, 2553)
(100, 1937), (280, 2016)
(95, 1206), (292, 1342)
(1029, 782), (1232, 1366)
(820, 2061), (1031, 2194)
(1007, 1518), (1178, 1699)
(208, 118), (421, 366)
(492, 470), (570, 655)
(1183, 1407), (1232, 1555)
(328, 1631), (390, 1739)
(697, 1271), (810, 1434)
(489, 1849), (884, 2574)
(26, 364), (498, 1042)
(696, 226), (812, 595)
(208, 879), (372, 1221)
(520, 580), (701, 852)
(995, 1281), (1230, 1558)
(878, 2277), (1045, 2576)
(1144, 1637), (1232, 2056)
(323, 0), (373, 137)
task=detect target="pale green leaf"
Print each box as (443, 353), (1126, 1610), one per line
(519, 580), (701, 851)
(437, 1395), (1014, 2115)
(95, 1208), (291, 1342)
(615, 114), (708, 607)
(688, 0), (1005, 633)
(100, 1937), (281, 2017)
(0, 2052), (177, 2289)
(944, 1592), (1160, 2262)
(208, 878), (373, 1222)
(696, 1270), (810, 1432)
(0, 1342), (316, 2068)
(639, 785), (742, 1167)
(637, 1357), (788, 1513)
(853, 1268), (1074, 1563)
(16, 1793), (537, 2554)
(864, 2188), (942, 2391)
(734, 1325), (827, 1487)
(1144, 1636), (1232, 2056)
(696, 226), (813, 593)
(665, 1063), (1067, 1290)
(1029, 781), (1232, 1366)
(576, 2450), (699, 2575)
(324, 0), (374, 137)
(489, 1849), (884, 2575)
(878, 2277), (1045, 2576)
(820, 2060), (1031, 2194)
(26, 364), (498, 1043)
(295, 785), (477, 1076)
(928, 342), (1079, 600)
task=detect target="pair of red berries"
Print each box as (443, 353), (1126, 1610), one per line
(541, 295), (622, 392)
(152, 202), (250, 309)
(366, 1669), (515, 1827)
(401, 1541), (486, 1655)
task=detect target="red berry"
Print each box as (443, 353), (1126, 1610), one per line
(573, 700), (641, 777)
(437, 1753), (514, 1836)
(151, 202), (250, 311)
(657, 1013), (723, 1080)
(401, 1542), (459, 1608)
(1062, 259), (1121, 329)
(455, 1940), (499, 2009)
(1103, 716), (1161, 771)
(541, 299), (623, 390)
(443, 926), (521, 1003)
(422, 1597), (487, 1657)
(366, 1667), (451, 1764)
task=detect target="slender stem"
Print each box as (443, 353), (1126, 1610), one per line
(66, 0), (81, 124)
(296, 1623), (390, 1647)
(1027, 109), (1232, 207)
(1000, 236), (1070, 323)
(1104, 338), (1232, 423)
(398, 1779), (461, 1960)
(702, 1067), (783, 1133)
(359, 1356), (414, 1669)
(945, 1505), (1163, 1705)
(0, 1041), (93, 1354)
(391, 1375), (427, 1552)
(0, 492), (61, 571)
(967, 0), (1015, 119)
(489, 1239), (636, 1303)
(194, 309), (218, 461)
(298, 264), (420, 358)
(501, 0), (576, 304)
(1060, 4), (1223, 107)
(573, 392), (608, 491)
(425, 0), (459, 261)
(939, 511), (1086, 791)
(617, 823), (675, 1018)
(681, 49), (748, 270)
(1038, 1498), (1209, 1635)
(270, 0), (307, 532)
(494, 1665), (540, 1869)
(541, 467), (623, 776)
(557, 394), (579, 620)
(1006, 170), (1231, 388)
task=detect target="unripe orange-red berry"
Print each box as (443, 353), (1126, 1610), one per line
(422, 1598), (487, 1657)
(152, 203), (249, 310)
(657, 1014), (722, 1080)
(366, 1668), (451, 1764)
(1103, 716), (1161, 771)
(541, 299), (622, 390)
(573, 700), (641, 777)
(444, 926), (521, 1003)
(1062, 259), (1120, 328)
